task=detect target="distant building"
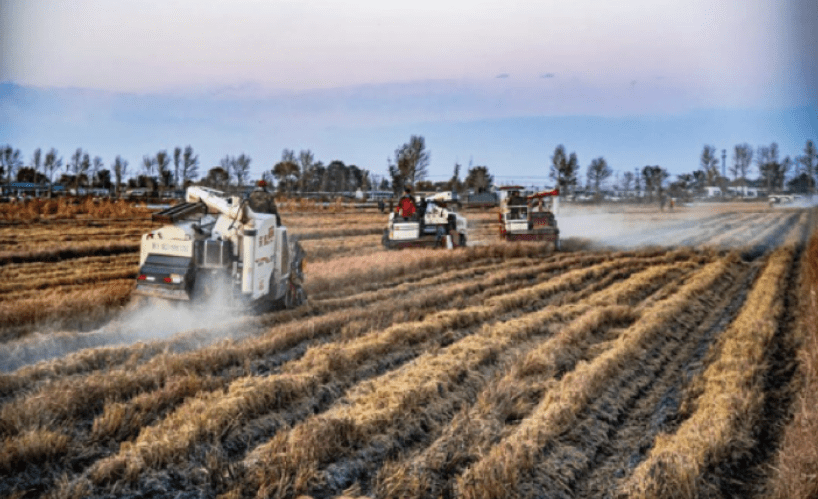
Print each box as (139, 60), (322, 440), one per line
(704, 186), (723, 197)
(727, 185), (759, 197)
(1, 182), (68, 197)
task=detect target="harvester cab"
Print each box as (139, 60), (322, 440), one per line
(382, 190), (468, 249)
(135, 185), (306, 309)
(498, 186), (560, 249)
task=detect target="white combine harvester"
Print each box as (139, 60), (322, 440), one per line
(135, 186), (306, 308)
(382, 191), (468, 249)
(498, 186), (560, 249)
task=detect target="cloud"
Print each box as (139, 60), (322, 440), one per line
(540, 73), (556, 78)
(496, 73), (510, 79)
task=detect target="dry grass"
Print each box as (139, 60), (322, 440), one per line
(373, 262), (698, 498)
(0, 428), (71, 473)
(246, 259), (703, 498)
(0, 197), (150, 222)
(456, 255), (739, 499)
(84, 255), (658, 487)
(0, 280), (133, 341)
(764, 226), (818, 499)
(0, 204), (814, 499)
(621, 245), (796, 499)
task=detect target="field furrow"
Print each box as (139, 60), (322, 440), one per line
(45, 255), (675, 497)
(373, 262), (700, 498)
(0, 204), (814, 499)
(456, 254), (741, 498)
(622, 244), (800, 499)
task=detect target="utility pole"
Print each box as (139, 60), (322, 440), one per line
(722, 149), (727, 179)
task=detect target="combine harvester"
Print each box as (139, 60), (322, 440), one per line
(498, 186), (560, 249)
(382, 191), (468, 249)
(134, 185), (306, 309)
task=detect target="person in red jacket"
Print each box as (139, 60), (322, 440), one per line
(396, 187), (417, 219)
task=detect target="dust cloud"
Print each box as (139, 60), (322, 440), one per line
(556, 197), (815, 249)
(556, 205), (692, 249)
(0, 292), (258, 373)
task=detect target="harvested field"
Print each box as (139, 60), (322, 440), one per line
(0, 201), (816, 499)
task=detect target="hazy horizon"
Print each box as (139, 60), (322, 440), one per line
(2, 0), (816, 186)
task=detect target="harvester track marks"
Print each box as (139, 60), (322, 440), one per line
(695, 242), (804, 498)
(47, 257), (644, 496)
(370, 263), (699, 498)
(503, 261), (744, 497)
(569, 259), (760, 498)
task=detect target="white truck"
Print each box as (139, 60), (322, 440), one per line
(135, 186), (306, 308)
(382, 191), (468, 249)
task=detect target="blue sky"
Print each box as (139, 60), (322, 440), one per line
(1, 0), (816, 187)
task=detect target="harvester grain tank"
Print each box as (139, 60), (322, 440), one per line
(382, 191), (468, 249)
(135, 185), (306, 308)
(498, 186), (560, 249)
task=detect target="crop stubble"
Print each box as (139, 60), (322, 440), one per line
(0, 204), (814, 499)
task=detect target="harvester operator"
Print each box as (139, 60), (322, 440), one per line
(396, 187), (417, 219)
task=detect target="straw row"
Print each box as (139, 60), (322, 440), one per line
(82, 255), (656, 487)
(621, 245), (796, 499)
(456, 254), (740, 499)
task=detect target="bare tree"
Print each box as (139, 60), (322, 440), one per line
(273, 149), (299, 194)
(700, 145), (719, 186)
(642, 165), (669, 203)
(781, 156), (793, 190)
(757, 145), (772, 193)
(113, 156), (129, 198)
(142, 155), (155, 177)
(234, 154), (251, 187)
(621, 171), (634, 193)
(155, 150), (171, 189)
(587, 157), (612, 198)
(68, 148), (82, 181)
(757, 142), (783, 192)
(731, 143), (753, 182)
(32, 148), (42, 177)
(219, 155), (234, 186)
(549, 145), (579, 195)
(800, 139), (817, 199)
(297, 150), (314, 193)
(181, 146), (199, 185)
(43, 148), (62, 197)
(173, 147), (182, 188)
(91, 156), (104, 188)
(388, 135), (430, 191)
(79, 153), (91, 192)
(0, 145), (23, 185)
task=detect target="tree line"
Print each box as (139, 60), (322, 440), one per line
(2, 137), (815, 200)
(0, 145), (202, 198)
(548, 140), (818, 200)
